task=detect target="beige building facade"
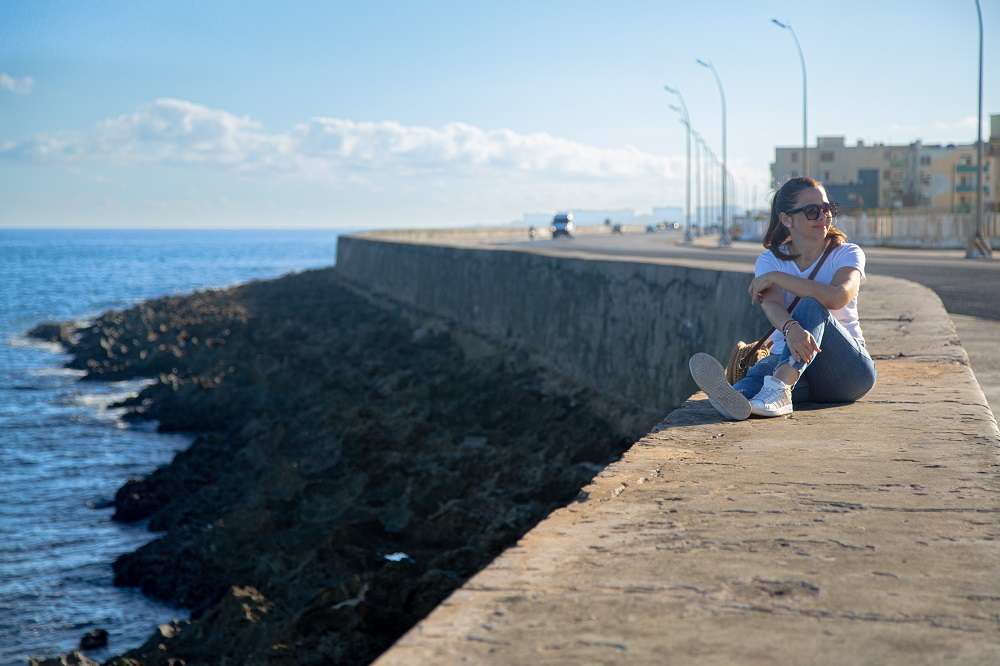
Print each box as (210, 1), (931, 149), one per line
(771, 113), (998, 212)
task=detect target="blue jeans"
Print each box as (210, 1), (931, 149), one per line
(733, 297), (877, 404)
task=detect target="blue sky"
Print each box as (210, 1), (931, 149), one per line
(1, 0), (996, 228)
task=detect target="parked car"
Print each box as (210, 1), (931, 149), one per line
(550, 212), (575, 239)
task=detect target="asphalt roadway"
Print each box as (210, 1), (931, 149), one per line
(504, 230), (1000, 414)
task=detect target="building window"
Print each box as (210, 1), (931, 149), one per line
(790, 152), (798, 163)
(824, 171), (831, 181)
(820, 151), (834, 162)
(790, 171), (798, 178)
(920, 155), (931, 166)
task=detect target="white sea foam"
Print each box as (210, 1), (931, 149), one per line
(29, 366), (85, 378)
(71, 379), (156, 424)
(7, 335), (65, 353)
(384, 552), (412, 562)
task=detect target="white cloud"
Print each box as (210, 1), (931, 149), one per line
(0, 98), (682, 185)
(0, 73), (34, 94)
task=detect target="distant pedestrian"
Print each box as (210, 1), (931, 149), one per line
(689, 176), (877, 420)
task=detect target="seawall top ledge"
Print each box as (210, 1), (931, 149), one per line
(339, 228), (1000, 665)
(353, 223), (624, 245)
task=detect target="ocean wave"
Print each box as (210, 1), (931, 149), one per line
(7, 335), (66, 354)
(27, 366), (85, 379)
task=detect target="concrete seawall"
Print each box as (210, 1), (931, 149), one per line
(336, 230), (1000, 664)
(337, 234), (769, 437)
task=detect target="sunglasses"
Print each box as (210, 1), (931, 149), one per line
(786, 202), (839, 221)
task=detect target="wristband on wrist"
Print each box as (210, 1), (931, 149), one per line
(781, 319), (801, 336)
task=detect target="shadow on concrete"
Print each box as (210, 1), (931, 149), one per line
(655, 397), (856, 429)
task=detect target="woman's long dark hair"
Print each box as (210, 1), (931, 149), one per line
(764, 176), (848, 260)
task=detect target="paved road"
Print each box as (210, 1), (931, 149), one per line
(512, 231), (1000, 321)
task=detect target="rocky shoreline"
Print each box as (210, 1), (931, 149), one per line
(28, 266), (631, 665)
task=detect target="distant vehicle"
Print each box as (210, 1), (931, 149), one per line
(551, 212), (575, 239)
(645, 224), (657, 233)
(611, 223), (623, 234)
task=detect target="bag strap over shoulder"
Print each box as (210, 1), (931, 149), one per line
(746, 240), (837, 353)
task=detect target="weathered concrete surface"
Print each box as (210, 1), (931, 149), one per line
(374, 275), (1000, 665)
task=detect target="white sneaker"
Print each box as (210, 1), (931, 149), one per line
(688, 353), (751, 421)
(750, 375), (793, 417)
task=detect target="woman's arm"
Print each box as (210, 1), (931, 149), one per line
(749, 267), (862, 310)
(754, 283), (823, 364)
(757, 285), (795, 330)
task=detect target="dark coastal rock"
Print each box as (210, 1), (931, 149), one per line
(27, 321), (77, 345)
(112, 478), (164, 522)
(79, 628), (109, 649)
(46, 267), (631, 665)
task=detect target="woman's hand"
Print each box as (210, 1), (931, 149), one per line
(785, 323), (821, 364)
(749, 273), (779, 303)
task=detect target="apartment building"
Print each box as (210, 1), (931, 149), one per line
(771, 113), (998, 212)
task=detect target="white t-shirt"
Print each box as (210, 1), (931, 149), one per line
(754, 242), (866, 355)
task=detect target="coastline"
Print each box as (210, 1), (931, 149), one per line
(28, 266), (631, 664)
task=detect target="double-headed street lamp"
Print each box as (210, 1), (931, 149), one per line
(664, 85), (693, 243)
(772, 18), (808, 178)
(697, 58), (730, 246)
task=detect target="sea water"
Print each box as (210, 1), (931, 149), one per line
(0, 229), (346, 665)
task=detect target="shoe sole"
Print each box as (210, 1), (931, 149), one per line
(688, 353), (751, 421)
(750, 402), (793, 417)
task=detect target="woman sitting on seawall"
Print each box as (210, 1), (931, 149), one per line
(689, 176), (877, 420)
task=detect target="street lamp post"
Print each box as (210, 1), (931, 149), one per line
(665, 85), (693, 243)
(967, 0), (991, 259)
(706, 146), (718, 232)
(732, 171), (739, 226)
(772, 19), (808, 178)
(697, 58), (730, 246)
(693, 130), (703, 235)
